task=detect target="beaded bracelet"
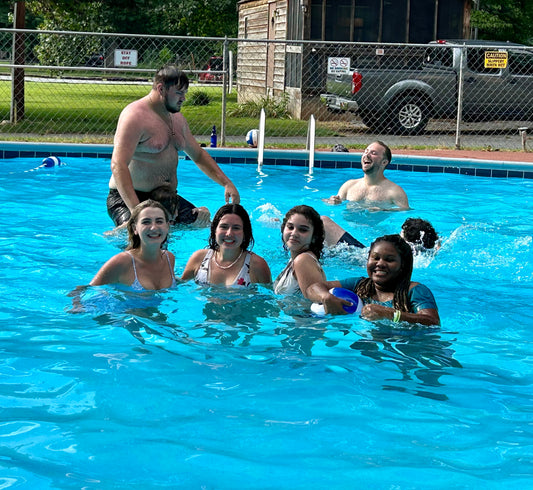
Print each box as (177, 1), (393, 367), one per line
(393, 309), (402, 323)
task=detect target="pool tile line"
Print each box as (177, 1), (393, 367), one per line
(1, 142), (532, 179)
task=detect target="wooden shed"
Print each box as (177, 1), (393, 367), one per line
(237, 0), (472, 119)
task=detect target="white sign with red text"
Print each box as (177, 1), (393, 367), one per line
(114, 50), (138, 67)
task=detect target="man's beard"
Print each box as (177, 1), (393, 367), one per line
(164, 97), (181, 114)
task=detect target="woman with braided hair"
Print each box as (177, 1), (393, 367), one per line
(306, 234), (440, 326)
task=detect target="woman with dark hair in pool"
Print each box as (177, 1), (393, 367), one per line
(274, 205), (327, 295)
(307, 234), (440, 326)
(90, 200), (177, 290)
(181, 203), (271, 286)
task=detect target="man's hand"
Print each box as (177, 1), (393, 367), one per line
(225, 182), (240, 204)
(193, 206), (211, 227)
(322, 195), (343, 205)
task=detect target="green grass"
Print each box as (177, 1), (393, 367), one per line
(0, 79), (338, 144)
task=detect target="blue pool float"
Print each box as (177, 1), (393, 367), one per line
(311, 287), (363, 316)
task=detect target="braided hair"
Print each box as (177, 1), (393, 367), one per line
(355, 234), (413, 312)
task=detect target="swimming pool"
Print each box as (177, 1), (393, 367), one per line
(1, 151), (532, 488)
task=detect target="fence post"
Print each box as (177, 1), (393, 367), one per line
(10, 2), (25, 123)
(220, 37), (229, 147)
(454, 44), (465, 150)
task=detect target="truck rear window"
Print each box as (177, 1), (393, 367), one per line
(467, 48), (500, 74)
(508, 50), (533, 76)
(424, 47), (453, 68)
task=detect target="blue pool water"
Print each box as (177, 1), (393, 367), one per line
(1, 155), (533, 488)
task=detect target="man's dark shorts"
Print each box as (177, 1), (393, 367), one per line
(107, 188), (198, 226)
(337, 231), (365, 248)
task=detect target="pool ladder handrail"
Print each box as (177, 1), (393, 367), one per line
(256, 108), (266, 173)
(256, 111), (316, 174)
(306, 114), (316, 175)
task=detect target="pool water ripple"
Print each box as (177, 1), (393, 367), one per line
(0, 156), (532, 487)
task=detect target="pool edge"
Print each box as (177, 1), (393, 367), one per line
(1, 142), (532, 179)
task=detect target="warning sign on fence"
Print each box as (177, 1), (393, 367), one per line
(114, 50), (138, 67)
(327, 57), (350, 75)
(484, 51), (507, 69)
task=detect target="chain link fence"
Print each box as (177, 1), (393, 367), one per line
(1, 28), (532, 151)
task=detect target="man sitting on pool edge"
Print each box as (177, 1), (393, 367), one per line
(107, 63), (240, 228)
(322, 140), (410, 247)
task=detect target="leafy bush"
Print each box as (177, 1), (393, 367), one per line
(186, 90), (211, 106)
(228, 93), (291, 119)
(158, 46), (174, 65)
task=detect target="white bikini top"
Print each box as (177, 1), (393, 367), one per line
(126, 250), (176, 291)
(195, 249), (253, 287)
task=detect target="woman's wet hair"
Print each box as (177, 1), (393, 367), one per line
(355, 234), (413, 312)
(401, 218), (438, 249)
(208, 204), (254, 252)
(127, 200), (170, 250)
(153, 64), (189, 91)
(281, 205), (325, 260)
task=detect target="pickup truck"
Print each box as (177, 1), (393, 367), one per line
(322, 40), (533, 135)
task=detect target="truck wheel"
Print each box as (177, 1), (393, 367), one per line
(392, 96), (429, 135)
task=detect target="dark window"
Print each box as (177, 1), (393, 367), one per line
(467, 48), (500, 74)
(382, 0), (407, 42)
(424, 46), (453, 68)
(436, 0), (464, 39)
(354, 0), (380, 42)
(409, 0), (437, 43)
(325, 0), (352, 41)
(508, 50), (533, 76)
(310, 0), (324, 40)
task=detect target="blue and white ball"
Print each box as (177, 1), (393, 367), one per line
(42, 156), (62, 167)
(246, 129), (259, 148)
(311, 288), (363, 316)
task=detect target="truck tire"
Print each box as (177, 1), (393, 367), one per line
(391, 96), (429, 135)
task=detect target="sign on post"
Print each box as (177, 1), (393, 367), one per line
(327, 57), (350, 75)
(114, 50), (138, 67)
(484, 51), (508, 69)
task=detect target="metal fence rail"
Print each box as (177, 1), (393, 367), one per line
(1, 28), (532, 151)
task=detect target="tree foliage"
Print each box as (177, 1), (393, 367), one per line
(471, 0), (533, 45)
(22, 0), (238, 67)
(153, 0), (238, 37)
(25, 0), (238, 37)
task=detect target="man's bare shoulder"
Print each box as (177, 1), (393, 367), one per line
(383, 178), (407, 194)
(340, 178), (363, 189)
(120, 97), (151, 118)
(382, 178), (409, 208)
(340, 177), (365, 192)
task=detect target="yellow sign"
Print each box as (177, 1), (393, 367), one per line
(485, 51), (508, 69)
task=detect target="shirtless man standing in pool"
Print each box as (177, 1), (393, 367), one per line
(107, 64), (239, 227)
(321, 140), (409, 246)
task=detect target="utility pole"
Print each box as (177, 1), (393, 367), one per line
(11, 1), (25, 123)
